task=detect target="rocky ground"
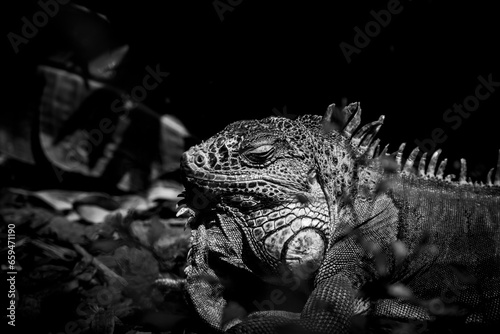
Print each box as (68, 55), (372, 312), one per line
(0, 177), (197, 334)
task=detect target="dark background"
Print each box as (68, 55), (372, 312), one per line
(4, 0), (500, 180)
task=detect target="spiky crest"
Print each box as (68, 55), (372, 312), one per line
(321, 102), (499, 187)
(389, 144), (499, 187)
(322, 102), (384, 155)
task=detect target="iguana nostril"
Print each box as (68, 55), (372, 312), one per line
(195, 153), (205, 167)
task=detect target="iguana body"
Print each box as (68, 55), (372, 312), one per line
(178, 103), (500, 333)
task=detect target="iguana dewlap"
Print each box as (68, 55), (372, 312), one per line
(178, 102), (500, 333)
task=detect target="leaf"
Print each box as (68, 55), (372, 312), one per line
(34, 190), (82, 211)
(31, 239), (77, 261)
(222, 301), (247, 328)
(392, 241), (409, 267)
(6, 188), (59, 211)
(76, 205), (112, 224)
(88, 240), (124, 254)
(147, 217), (166, 246)
(40, 216), (100, 244)
(74, 194), (120, 211)
(89, 45), (129, 79)
(387, 283), (413, 299)
(116, 195), (149, 212)
(380, 155), (400, 174)
(148, 184), (182, 203)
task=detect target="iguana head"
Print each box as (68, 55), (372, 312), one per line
(179, 103), (380, 280)
(180, 116), (330, 276)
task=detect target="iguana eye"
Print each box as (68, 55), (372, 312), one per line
(243, 144), (275, 163)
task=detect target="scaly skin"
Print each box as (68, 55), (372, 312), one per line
(179, 103), (500, 333)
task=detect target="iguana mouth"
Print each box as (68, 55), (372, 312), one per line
(182, 173), (305, 193)
(176, 188), (218, 229)
(176, 186), (270, 230)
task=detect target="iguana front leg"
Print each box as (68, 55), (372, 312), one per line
(227, 274), (356, 334)
(186, 221), (254, 332)
(185, 224), (228, 330)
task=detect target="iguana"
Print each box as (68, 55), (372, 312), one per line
(177, 102), (500, 333)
